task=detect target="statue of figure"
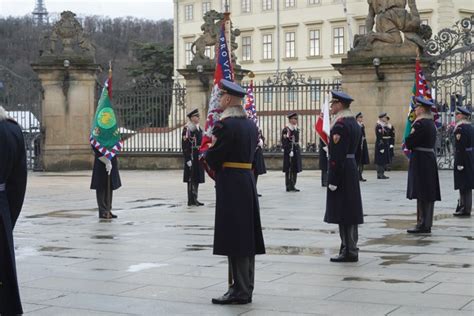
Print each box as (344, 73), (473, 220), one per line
(353, 0), (431, 52)
(190, 10), (240, 67)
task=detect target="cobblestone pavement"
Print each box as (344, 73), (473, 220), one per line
(14, 169), (473, 315)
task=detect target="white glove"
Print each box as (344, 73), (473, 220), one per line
(258, 139), (264, 148)
(457, 166), (464, 171)
(187, 160), (192, 167)
(380, 149), (385, 154)
(105, 160), (112, 175)
(322, 146), (328, 153)
(390, 145), (394, 148)
(328, 184), (338, 191)
(289, 151), (294, 157)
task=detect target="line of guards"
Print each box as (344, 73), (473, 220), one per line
(1, 79), (473, 311)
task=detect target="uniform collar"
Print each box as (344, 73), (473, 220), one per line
(186, 121), (200, 131)
(286, 123), (298, 131)
(220, 106), (247, 120)
(414, 112), (433, 123)
(376, 120), (386, 127)
(331, 109), (353, 127)
(0, 106), (7, 121)
(455, 119), (470, 129)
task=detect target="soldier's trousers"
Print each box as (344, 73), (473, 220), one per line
(358, 164), (365, 180)
(285, 171), (298, 190)
(338, 224), (358, 257)
(187, 182), (199, 205)
(321, 170), (328, 187)
(228, 256), (255, 300)
(417, 199), (434, 228)
(457, 189), (472, 215)
(96, 187), (113, 216)
(376, 164), (386, 178)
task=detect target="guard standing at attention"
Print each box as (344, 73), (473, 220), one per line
(182, 109), (205, 206)
(355, 112), (370, 181)
(374, 113), (390, 179)
(405, 96), (441, 234)
(205, 79), (265, 305)
(452, 106), (473, 217)
(282, 113), (303, 191)
(324, 91), (363, 263)
(0, 106), (27, 315)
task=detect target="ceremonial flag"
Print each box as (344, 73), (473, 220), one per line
(199, 15), (234, 178)
(402, 59), (438, 158)
(315, 92), (331, 145)
(90, 69), (122, 159)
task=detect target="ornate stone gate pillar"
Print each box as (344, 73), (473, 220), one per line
(32, 11), (97, 171)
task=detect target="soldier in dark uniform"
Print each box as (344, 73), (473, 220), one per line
(324, 91), (363, 263)
(90, 148), (121, 219)
(374, 113), (390, 179)
(355, 112), (370, 181)
(405, 96), (441, 233)
(386, 116), (395, 171)
(205, 79), (265, 305)
(0, 106), (27, 315)
(319, 138), (328, 187)
(182, 109), (205, 206)
(452, 106), (473, 217)
(281, 113), (303, 191)
(252, 129), (266, 197)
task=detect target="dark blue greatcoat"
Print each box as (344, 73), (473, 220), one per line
(182, 124), (205, 184)
(205, 109), (265, 257)
(324, 113), (364, 225)
(454, 122), (474, 190)
(0, 118), (27, 315)
(90, 147), (122, 191)
(405, 118), (441, 201)
(355, 124), (370, 165)
(374, 123), (391, 165)
(318, 139), (328, 172)
(281, 126), (303, 173)
(253, 131), (267, 176)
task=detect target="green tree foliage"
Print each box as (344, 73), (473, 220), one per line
(127, 42), (174, 83)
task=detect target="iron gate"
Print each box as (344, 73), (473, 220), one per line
(0, 65), (43, 170)
(425, 16), (473, 169)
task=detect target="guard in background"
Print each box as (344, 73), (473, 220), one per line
(374, 113), (390, 179)
(253, 129), (266, 197)
(91, 147), (121, 219)
(182, 109), (205, 206)
(453, 106), (473, 217)
(282, 113), (303, 192)
(324, 91), (363, 263)
(319, 138), (328, 187)
(205, 79), (265, 305)
(405, 96), (441, 233)
(386, 116), (395, 170)
(355, 112), (369, 181)
(0, 106), (27, 315)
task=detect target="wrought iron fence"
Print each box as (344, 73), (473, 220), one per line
(108, 79), (187, 152)
(243, 68), (341, 153)
(0, 65), (43, 170)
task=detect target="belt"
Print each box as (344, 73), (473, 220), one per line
(466, 147), (473, 152)
(414, 147), (435, 153)
(382, 136), (391, 139)
(0, 183), (5, 192)
(222, 162), (252, 170)
(346, 154), (355, 159)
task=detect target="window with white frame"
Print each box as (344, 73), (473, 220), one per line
(333, 27), (345, 55)
(285, 0), (296, 8)
(308, 0), (321, 4)
(262, 0), (272, 11)
(263, 34), (272, 60)
(285, 32), (296, 58)
(309, 29), (320, 56)
(204, 46), (213, 59)
(221, 0), (231, 11)
(242, 0), (251, 13)
(202, 2), (211, 15)
(185, 42), (193, 65)
(184, 4), (193, 21)
(358, 25), (366, 35)
(421, 19), (429, 25)
(242, 36), (252, 61)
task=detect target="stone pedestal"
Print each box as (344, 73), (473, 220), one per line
(32, 57), (97, 171)
(333, 57), (420, 169)
(177, 65), (248, 127)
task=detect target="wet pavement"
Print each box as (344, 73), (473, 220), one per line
(14, 169), (473, 315)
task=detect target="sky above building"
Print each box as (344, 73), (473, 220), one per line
(0, 0), (173, 20)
